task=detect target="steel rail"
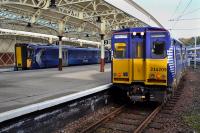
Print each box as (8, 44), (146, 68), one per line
(80, 104), (126, 133)
(133, 104), (162, 133)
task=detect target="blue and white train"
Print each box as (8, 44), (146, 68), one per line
(111, 27), (187, 102)
(15, 43), (111, 70)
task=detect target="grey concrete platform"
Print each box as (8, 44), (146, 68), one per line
(0, 67), (14, 72)
(0, 64), (111, 113)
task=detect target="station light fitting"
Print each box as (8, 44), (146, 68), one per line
(96, 16), (101, 23)
(85, 34), (89, 37)
(49, 0), (56, 8)
(27, 22), (32, 27)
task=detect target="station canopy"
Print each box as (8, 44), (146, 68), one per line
(0, 0), (162, 45)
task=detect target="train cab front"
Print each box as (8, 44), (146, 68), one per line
(111, 27), (171, 102)
(15, 43), (33, 70)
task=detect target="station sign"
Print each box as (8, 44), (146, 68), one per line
(104, 39), (111, 45)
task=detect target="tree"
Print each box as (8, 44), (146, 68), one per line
(179, 36), (200, 46)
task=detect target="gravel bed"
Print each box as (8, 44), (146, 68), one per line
(146, 68), (199, 133)
(55, 104), (119, 133)
(183, 68), (200, 132)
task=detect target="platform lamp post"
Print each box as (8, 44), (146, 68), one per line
(58, 21), (64, 71)
(100, 34), (105, 72)
(97, 17), (106, 72)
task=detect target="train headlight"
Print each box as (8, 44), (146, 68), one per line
(133, 32), (136, 36)
(141, 32), (144, 36)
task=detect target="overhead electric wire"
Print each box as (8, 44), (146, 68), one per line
(171, 0), (193, 29)
(177, 0), (193, 19)
(170, 7), (200, 21)
(170, 17), (200, 21)
(169, 0), (198, 38)
(181, 7), (200, 17)
(170, 0), (183, 19)
(168, 28), (200, 30)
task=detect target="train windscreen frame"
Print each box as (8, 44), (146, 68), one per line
(150, 34), (167, 59)
(113, 43), (127, 59)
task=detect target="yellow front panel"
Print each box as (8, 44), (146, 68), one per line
(113, 59), (132, 84)
(16, 47), (22, 67)
(145, 58), (168, 86)
(133, 59), (145, 81)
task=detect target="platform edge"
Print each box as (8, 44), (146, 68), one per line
(0, 83), (112, 123)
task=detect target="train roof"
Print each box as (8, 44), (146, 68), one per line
(113, 26), (169, 34)
(16, 43), (100, 51)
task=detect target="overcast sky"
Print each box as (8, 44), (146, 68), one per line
(134, 0), (200, 39)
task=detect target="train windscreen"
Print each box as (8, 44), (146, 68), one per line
(113, 43), (127, 59)
(151, 34), (167, 59)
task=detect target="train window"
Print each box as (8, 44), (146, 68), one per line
(151, 40), (166, 58)
(114, 43), (126, 59)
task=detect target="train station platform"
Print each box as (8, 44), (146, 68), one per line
(0, 64), (111, 114)
(0, 66), (14, 72)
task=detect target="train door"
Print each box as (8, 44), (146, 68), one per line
(62, 49), (68, 66)
(15, 44), (28, 70)
(132, 37), (145, 81)
(26, 47), (33, 69)
(112, 42), (130, 83)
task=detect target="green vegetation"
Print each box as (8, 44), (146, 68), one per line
(179, 36), (200, 46)
(183, 113), (200, 132)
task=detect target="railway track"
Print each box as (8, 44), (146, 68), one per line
(80, 102), (161, 133)
(79, 86), (184, 133)
(144, 86), (184, 132)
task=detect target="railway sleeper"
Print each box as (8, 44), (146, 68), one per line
(162, 107), (174, 111)
(119, 113), (146, 120)
(159, 110), (173, 114)
(148, 122), (163, 129)
(164, 104), (175, 108)
(113, 118), (141, 125)
(101, 122), (135, 132)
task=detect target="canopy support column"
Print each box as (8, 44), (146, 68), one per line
(100, 34), (105, 72)
(58, 21), (64, 71)
(100, 19), (105, 72)
(58, 36), (63, 71)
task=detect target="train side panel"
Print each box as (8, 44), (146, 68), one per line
(15, 43), (111, 70)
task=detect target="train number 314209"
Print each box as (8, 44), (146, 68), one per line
(150, 67), (167, 72)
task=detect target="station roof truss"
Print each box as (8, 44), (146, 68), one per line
(0, 0), (148, 42)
